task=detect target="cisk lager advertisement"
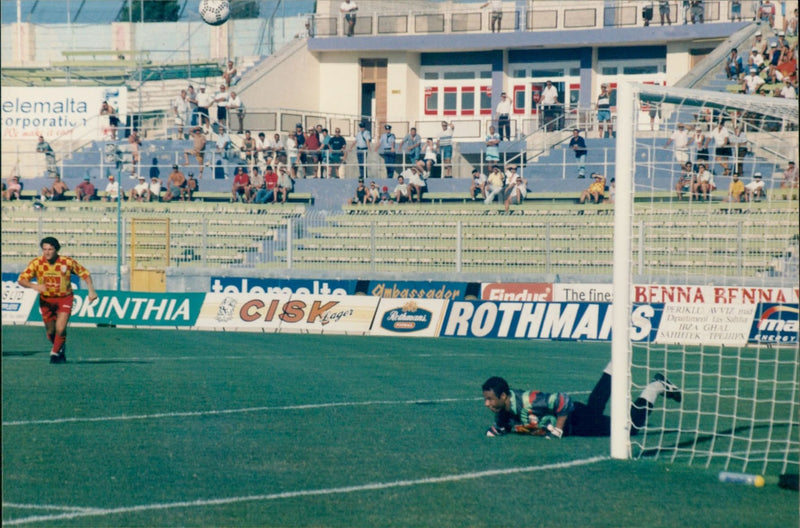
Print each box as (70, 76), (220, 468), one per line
(197, 293), (380, 334)
(371, 299), (449, 337)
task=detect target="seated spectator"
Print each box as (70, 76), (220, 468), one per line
(75, 175), (96, 201)
(675, 161), (695, 200)
(348, 179), (369, 205)
(748, 48), (764, 73)
(780, 161), (797, 199)
(693, 163), (715, 200)
(742, 67), (765, 94)
(393, 175), (411, 203)
(407, 161), (428, 203)
(148, 175), (163, 202)
(379, 185), (392, 204)
(764, 63), (785, 84)
(579, 173), (606, 204)
(725, 48), (744, 80)
(182, 172), (198, 201)
(484, 166), (506, 204)
(247, 166), (263, 203)
(268, 133), (286, 166)
(779, 78), (797, 99)
(102, 175), (122, 202)
(744, 172), (765, 201)
(367, 180), (380, 204)
(254, 166), (278, 204)
(41, 175), (69, 201)
(503, 173), (527, 213)
(231, 166), (251, 203)
(471, 169), (487, 200)
(183, 127), (207, 170)
(3, 175), (22, 200)
(275, 164), (294, 203)
(129, 175), (149, 202)
(216, 125), (233, 160)
(725, 173), (745, 203)
(163, 165), (187, 202)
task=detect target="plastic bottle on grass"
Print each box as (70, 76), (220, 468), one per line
(718, 471), (765, 487)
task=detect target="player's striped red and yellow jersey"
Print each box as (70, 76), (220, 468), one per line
(18, 255), (90, 298)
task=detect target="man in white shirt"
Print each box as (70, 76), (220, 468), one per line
(503, 174), (527, 213)
(664, 123), (690, 165)
(393, 175), (411, 203)
(741, 68), (765, 95)
(744, 173), (765, 201)
(129, 176), (149, 202)
(540, 80), (560, 130)
(709, 121), (731, 172)
(780, 79), (797, 99)
(495, 92), (513, 141)
(213, 84), (229, 129)
(172, 89), (192, 139)
(196, 86), (214, 130)
(340, 0), (358, 36)
(102, 175), (120, 202)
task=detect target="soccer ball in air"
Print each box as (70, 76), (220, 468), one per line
(199, 0), (231, 26)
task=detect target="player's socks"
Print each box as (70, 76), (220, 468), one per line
(47, 332), (55, 344)
(603, 361), (612, 375)
(639, 380), (663, 405)
(52, 334), (66, 356)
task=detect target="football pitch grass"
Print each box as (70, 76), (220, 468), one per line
(2, 326), (797, 527)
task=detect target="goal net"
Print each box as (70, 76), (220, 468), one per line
(610, 83), (799, 477)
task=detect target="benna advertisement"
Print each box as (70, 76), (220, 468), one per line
(1, 86), (127, 140)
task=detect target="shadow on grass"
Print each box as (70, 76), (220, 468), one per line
(640, 423), (789, 458)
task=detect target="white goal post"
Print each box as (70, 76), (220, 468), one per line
(610, 82), (799, 476)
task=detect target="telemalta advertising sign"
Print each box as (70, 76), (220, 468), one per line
(2, 86), (127, 140)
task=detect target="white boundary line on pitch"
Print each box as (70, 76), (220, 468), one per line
(3, 455), (609, 526)
(2, 392), (591, 427)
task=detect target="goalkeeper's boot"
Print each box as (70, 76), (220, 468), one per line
(49, 352), (66, 364)
(654, 373), (681, 403)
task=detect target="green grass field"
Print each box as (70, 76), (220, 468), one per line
(2, 326), (797, 527)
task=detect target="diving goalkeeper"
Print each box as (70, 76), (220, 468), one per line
(482, 364), (681, 438)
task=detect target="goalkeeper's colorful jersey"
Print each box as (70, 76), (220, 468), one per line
(19, 255), (90, 298)
(495, 389), (574, 431)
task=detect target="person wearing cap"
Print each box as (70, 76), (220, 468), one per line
(327, 128), (347, 178)
(726, 172), (745, 203)
(665, 122), (691, 166)
(148, 174), (163, 202)
(768, 40), (781, 67)
(780, 161), (797, 199)
(484, 166), (506, 205)
(74, 175), (96, 201)
(376, 124), (397, 179)
(579, 173), (606, 204)
(379, 184), (392, 204)
(102, 174), (121, 202)
(568, 128), (588, 178)
(745, 172), (765, 201)
(748, 47), (764, 72)
(129, 175), (150, 202)
(495, 92), (512, 141)
(503, 172), (527, 213)
(164, 164), (186, 202)
(596, 83), (613, 138)
(40, 174), (69, 202)
(753, 31), (767, 56)
(470, 168), (488, 200)
(742, 66), (766, 94)
(230, 166), (251, 203)
(779, 78), (797, 99)
(725, 48), (744, 80)
(350, 121), (372, 179)
(275, 163), (294, 203)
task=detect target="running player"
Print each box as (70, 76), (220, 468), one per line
(18, 237), (98, 364)
(482, 364), (681, 438)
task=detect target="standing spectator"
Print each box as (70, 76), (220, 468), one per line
(596, 84), (613, 138)
(196, 86), (213, 131)
(183, 126), (208, 171)
(647, 101), (661, 131)
(689, 0), (704, 23)
(100, 100), (119, 140)
(341, 0), (358, 36)
(728, 125), (749, 176)
(393, 175), (411, 203)
(350, 121), (371, 179)
(579, 173), (606, 204)
(40, 175), (68, 201)
(3, 175), (22, 200)
(725, 48), (744, 80)
(240, 130), (257, 165)
(470, 168), (488, 200)
(213, 84), (229, 130)
(163, 165), (186, 202)
(182, 172), (198, 201)
(186, 85), (199, 127)
(302, 127), (322, 178)
(744, 172), (765, 201)
(675, 161), (695, 200)
(540, 80), (560, 131)
(503, 173), (527, 213)
(495, 92), (512, 141)
(742, 67), (766, 94)
(285, 132), (299, 178)
(128, 128), (141, 177)
(481, 0), (503, 32)
(726, 172), (746, 202)
(377, 124), (397, 179)
(328, 128), (348, 178)
(172, 89), (191, 139)
(401, 127), (422, 168)
(709, 120), (731, 172)
(348, 179), (369, 205)
(17, 236), (98, 364)
(149, 157), (161, 183)
(786, 7), (798, 37)
(690, 125), (709, 167)
(779, 161), (797, 199)
(222, 60), (237, 87)
(730, 0), (742, 21)
(319, 128), (331, 178)
(568, 128), (588, 178)
(36, 135), (58, 177)
(643, 2), (653, 26)
(102, 174), (121, 202)
(483, 166), (506, 204)
(231, 166), (251, 203)
(75, 175), (96, 201)
(659, 0), (671, 25)
(438, 121), (455, 178)
(665, 123), (690, 167)
(695, 163), (716, 200)
(148, 175), (162, 202)
(129, 175), (149, 202)
(485, 125), (501, 165)
(227, 90), (245, 134)
(275, 164), (294, 203)
(758, 0), (775, 27)
(255, 132), (270, 166)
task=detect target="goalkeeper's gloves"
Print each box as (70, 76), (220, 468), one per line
(486, 425), (510, 437)
(546, 424), (563, 439)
